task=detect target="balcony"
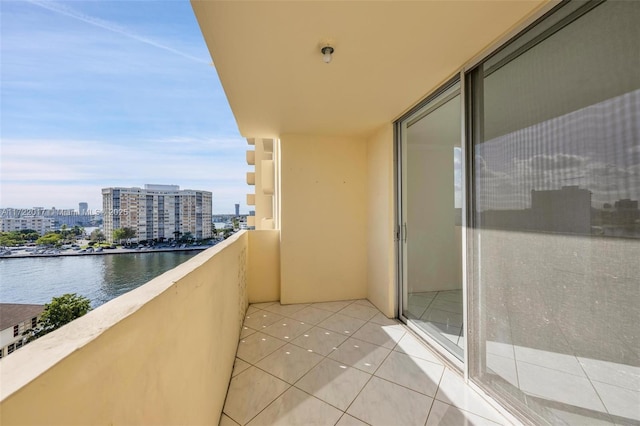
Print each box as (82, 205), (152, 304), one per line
(0, 230), (509, 425)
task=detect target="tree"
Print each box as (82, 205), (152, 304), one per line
(24, 293), (92, 341)
(122, 227), (136, 242)
(112, 228), (126, 244)
(113, 227), (136, 245)
(36, 232), (62, 246)
(90, 229), (106, 244)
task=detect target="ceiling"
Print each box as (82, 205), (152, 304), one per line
(191, 0), (549, 138)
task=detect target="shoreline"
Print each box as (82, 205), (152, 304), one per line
(0, 245), (212, 259)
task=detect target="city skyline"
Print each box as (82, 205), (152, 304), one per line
(0, 0), (249, 214)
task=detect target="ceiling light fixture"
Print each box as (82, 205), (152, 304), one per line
(321, 46), (334, 64)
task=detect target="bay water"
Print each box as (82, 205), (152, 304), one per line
(0, 251), (200, 308)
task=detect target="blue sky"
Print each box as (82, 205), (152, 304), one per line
(0, 0), (248, 214)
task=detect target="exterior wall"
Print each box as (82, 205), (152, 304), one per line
(366, 124), (396, 317)
(0, 314), (41, 358)
(247, 230), (280, 303)
(280, 135), (367, 304)
(0, 232), (249, 425)
(246, 138), (276, 230)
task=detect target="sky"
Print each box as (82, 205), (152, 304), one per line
(0, 0), (249, 214)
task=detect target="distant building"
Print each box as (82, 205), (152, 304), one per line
(102, 184), (213, 242)
(613, 199), (639, 225)
(530, 186), (592, 234)
(0, 217), (53, 235)
(481, 186), (592, 235)
(235, 204), (240, 216)
(79, 202), (88, 215)
(0, 303), (44, 358)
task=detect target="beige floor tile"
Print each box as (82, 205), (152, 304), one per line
(374, 351), (444, 397)
(261, 318), (312, 342)
(223, 367), (289, 425)
(578, 358), (640, 391)
(251, 302), (277, 309)
(351, 322), (406, 349)
(591, 380), (640, 421)
(295, 358), (371, 411)
(347, 376), (433, 426)
(426, 400), (501, 426)
(317, 313), (366, 336)
(237, 332), (287, 364)
(263, 303), (309, 317)
(329, 337), (391, 374)
(335, 414), (369, 426)
(219, 413), (240, 426)
(486, 353), (519, 388)
(288, 306), (335, 325)
(435, 369), (509, 424)
(232, 357), (251, 377)
(246, 387), (343, 426)
(256, 343), (324, 384)
(368, 312), (400, 326)
(246, 305), (260, 315)
(338, 303), (379, 321)
(240, 326), (257, 339)
(420, 308), (463, 328)
(394, 333), (444, 365)
(353, 299), (376, 309)
(290, 326), (348, 356)
(517, 361), (605, 413)
(312, 300), (354, 312)
(579, 357), (640, 391)
(243, 311), (284, 330)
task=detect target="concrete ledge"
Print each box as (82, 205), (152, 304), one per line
(0, 231), (249, 425)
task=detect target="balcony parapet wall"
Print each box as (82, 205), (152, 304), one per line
(0, 232), (254, 425)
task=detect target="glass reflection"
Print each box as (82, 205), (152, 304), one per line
(470, 1), (640, 424)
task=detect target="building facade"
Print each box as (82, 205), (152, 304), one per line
(0, 304), (44, 359)
(0, 217), (53, 235)
(102, 184), (212, 242)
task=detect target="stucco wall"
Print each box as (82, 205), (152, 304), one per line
(366, 124), (396, 317)
(0, 232), (249, 425)
(280, 134), (368, 303)
(247, 230), (280, 303)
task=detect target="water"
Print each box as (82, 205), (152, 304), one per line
(0, 252), (200, 308)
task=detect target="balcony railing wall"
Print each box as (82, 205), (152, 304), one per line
(0, 230), (278, 425)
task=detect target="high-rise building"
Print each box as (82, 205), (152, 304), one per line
(102, 184), (212, 243)
(234, 204), (240, 216)
(78, 202), (88, 215)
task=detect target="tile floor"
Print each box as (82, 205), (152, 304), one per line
(405, 290), (464, 351)
(221, 299), (511, 426)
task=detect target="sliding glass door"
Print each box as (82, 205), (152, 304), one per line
(466, 1), (640, 424)
(398, 80), (464, 360)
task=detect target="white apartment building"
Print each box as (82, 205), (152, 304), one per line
(0, 217), (53, 235)
(0, 304), (44, 358)
(102, 184), (212, 243)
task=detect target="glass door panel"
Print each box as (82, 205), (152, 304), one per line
(400, 81), (463, 359)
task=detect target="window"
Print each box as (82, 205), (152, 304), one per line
(32, 317), (37, 328)
(466, 1), (640, 424)
(0, 348), (3, 358)
(7, 344), (15, 354)
(13, 325), (18, 337)
(15, 340), (23, 349)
